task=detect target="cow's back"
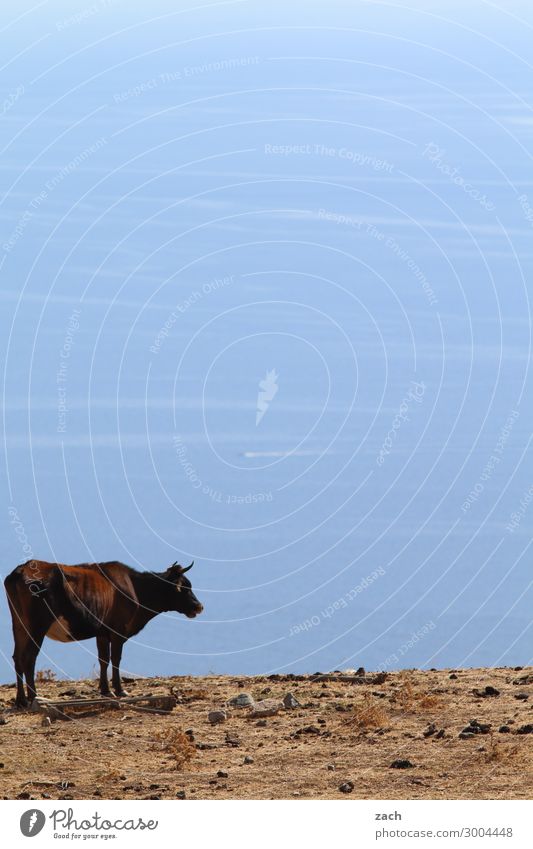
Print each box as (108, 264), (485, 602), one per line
(5, 560), (139, 641)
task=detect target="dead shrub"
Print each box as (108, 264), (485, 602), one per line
(483, 736), (523, 764)
(151, 728), (196, 769)
(35, 668), (57, 683)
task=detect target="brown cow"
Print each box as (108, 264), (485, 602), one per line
(4, 559), (203, 707)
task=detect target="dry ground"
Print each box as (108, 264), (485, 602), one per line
(1, 667), (532, 800)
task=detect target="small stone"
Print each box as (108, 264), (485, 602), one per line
(0, 718), (7, 725)
(228, 693), (254, 709)
(243, 755), (254, 764)
(390, 759), (414, 769)
(283, 693), (300, 710)
(217, 770), (228, 778)
(449, 673), (458, 680)
(250, 698), (283, 718)
(255, 719), (267, 728)
(339, 781), (354, 793)
(208, 710), (227, 725)
(355, 667), (365, 676)
(499, 726), (511, 734)
(459, 731), (476, 739)
(435, 729), (445, 739)
(423, 723), (436, 738)
(514, 693), (529, 700)
(516, 724), (533, 735)
(176, 791), (186, 799)
(327, 763), (335, 771)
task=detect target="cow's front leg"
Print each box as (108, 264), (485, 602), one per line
(96, 634), (111, 696)
(110, 636), (128, 697)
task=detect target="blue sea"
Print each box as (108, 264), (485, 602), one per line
(1, 0), (532, 682)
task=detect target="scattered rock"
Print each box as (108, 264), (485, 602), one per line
(435, 729), (446, 739)
(208, 710), (227, 725)
(217, 770), (228, 778)
(228, 693), (254, 709)
(472, 686), (500, 698)
(250, 698), (283, 718)
(460, 720), (491, 737)
(327, 763), (335, 771)
(514, 693), (529, 701)
(339, 781), (354, 793)
(176, 791), (186, 799)
(390, 760), (414, 769)
(513, 674), (533, 686)
(225, 732), (240, 747)
(243, 755), (254, 764)
(423, 723), (436, 738)
(293, 725), (321, 737)
(355, 667), (365, 676)
(449, 673), (458, 680)
(255, 719), (267, 728)
(0, 718), (7, 726)
(283, 693), (300, 710)
(499, 726), (511, 734)
(515, 724), (533, 735)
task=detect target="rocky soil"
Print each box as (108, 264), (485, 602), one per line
(1, 667), (532, 800)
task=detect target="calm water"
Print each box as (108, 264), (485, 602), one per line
(1, 0), (532, 682)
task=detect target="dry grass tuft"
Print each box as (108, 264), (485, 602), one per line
(392, 679), (443, 712)
(151, 728), (196, 769)
(346, 694), (388, 729)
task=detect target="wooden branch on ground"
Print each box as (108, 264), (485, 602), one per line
(31, 694), (177, 720)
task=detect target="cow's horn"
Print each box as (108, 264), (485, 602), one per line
(181, 561), (194, 573)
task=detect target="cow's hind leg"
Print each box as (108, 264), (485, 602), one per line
(96, 634), (111, 696)
(110, 636), (127, 697)
(7, 595), (47, 708)
(22, 627), (48, 705)
(13, 638), (28, 708)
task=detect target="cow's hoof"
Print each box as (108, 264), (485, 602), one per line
(100, 690), (112, 698)
(114, 689), (129, 698)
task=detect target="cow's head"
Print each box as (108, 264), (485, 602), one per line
(164, 561), (203, 618)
